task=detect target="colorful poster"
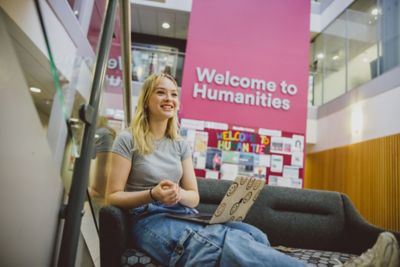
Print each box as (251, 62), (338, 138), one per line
(270, 137), (292, 155)
(220, 163), (239, 181)
(239, 165), (254, 176)
(181, 118), (205, 130)
(269, 175), (302, 188)
(268, 175), (280, 186)
(290, 178), (303, 188)
(193, 151), (206, 169)
(180, 128), (196, 152)
(258, 128), (282, 137)
(194, 131), (208, 153)
(270, 155), (284, 173)
(292, 134), (304, 152)
(215, 129), (269, 154)
(239, 152), (254, 166)
(283, 165), (299, 179)
(291, 152), (304, 167)
(254, 166), (267, 179)
(277, 177), (292, 187)
(205, 170), (219, 179)
(205, 148), (222, 171)
(222, 151), (240, 164)
(258, 154), (271, 167)
(205, 121), (229, 130)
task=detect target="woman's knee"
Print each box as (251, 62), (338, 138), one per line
(225, 221), (270, 245)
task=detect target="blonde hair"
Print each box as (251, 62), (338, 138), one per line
(131, 73), (180, 155)
(97, 116), (116, 139)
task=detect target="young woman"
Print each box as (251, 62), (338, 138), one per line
(106, 73), (307, 266)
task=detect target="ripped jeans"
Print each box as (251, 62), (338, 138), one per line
(129, 202), (306, 267)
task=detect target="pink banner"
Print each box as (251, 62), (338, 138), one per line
(180, 0), (311, 134)
(105, 43), (123, 93)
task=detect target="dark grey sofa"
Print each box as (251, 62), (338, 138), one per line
(100, 178), (400, 266)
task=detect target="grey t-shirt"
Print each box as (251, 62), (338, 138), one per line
(95, 127), (114, 153)
(112, 130), (191, 192)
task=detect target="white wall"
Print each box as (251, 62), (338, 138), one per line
(309, 84), (400, 152)
(0, 0), (93, 100)
(132, 0), (192, 12)
(0, 12), (63, 266)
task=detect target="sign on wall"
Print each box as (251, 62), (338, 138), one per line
(180, 0), (311, 134)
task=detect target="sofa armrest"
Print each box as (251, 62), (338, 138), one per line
(99, 205), (130, 267)
(341, 194), (400, 254)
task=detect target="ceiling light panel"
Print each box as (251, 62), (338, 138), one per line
(30, 87), (42, 93)
(162, 22), (170, 29)
(157, 11), (175, 37)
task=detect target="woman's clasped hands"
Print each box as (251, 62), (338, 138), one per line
(151, 180), (182, 205)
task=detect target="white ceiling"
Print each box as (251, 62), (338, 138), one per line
(5, 13), (84, 125)
(130, 0), (341, 41)
(131, 3), (190, 39)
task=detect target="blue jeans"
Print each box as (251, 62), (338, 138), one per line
(130, 202), (306, 267)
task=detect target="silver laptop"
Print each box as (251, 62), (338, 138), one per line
(167, 176), (264, 224)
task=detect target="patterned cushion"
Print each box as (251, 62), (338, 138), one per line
(121, 247), (357, 267)
(121, 249), (163, 267)
(275, 246), (357, 267)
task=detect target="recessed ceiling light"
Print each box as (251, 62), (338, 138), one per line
(332, 55), (339, 61)
(317, 53), (324, 59)
(371, 8), (378, 16)
(30, 87), (42, 93)
(162, 22), (170, 29)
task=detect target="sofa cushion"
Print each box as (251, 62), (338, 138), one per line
(249, 185), (346, 251)
(197, 178), (347, 251)
(277, 247), (357, 267)
(120, 247), (357, 267)
(121, 249), (162, 267)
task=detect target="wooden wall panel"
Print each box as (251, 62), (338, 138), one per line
(305, 134), (400, 231)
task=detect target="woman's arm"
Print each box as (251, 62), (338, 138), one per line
(106, 153), (155, 209)
(178, 156), (200, 208)
(106, 153), (186, 208)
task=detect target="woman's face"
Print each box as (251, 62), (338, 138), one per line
(147, 77), (179, 121)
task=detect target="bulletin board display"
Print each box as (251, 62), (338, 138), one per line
(180, 120), (305, 189)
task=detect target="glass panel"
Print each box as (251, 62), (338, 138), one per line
(308, 41), (316, 106)
(86, 1), (123, 224)
(61, 93), (86, 194)
(10, 1), (102, 251)
(88, 114), (120, 219)
(308, 74), (314, 106)
(322, 12), (347, 103)
(347, 0), (379, 90)
(312, 36), (324, 106)
(310, 0), (399, 105)
(132, 44), (185, 86)
(89, 24), (129, 218)
(379, 0), (400, 73)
